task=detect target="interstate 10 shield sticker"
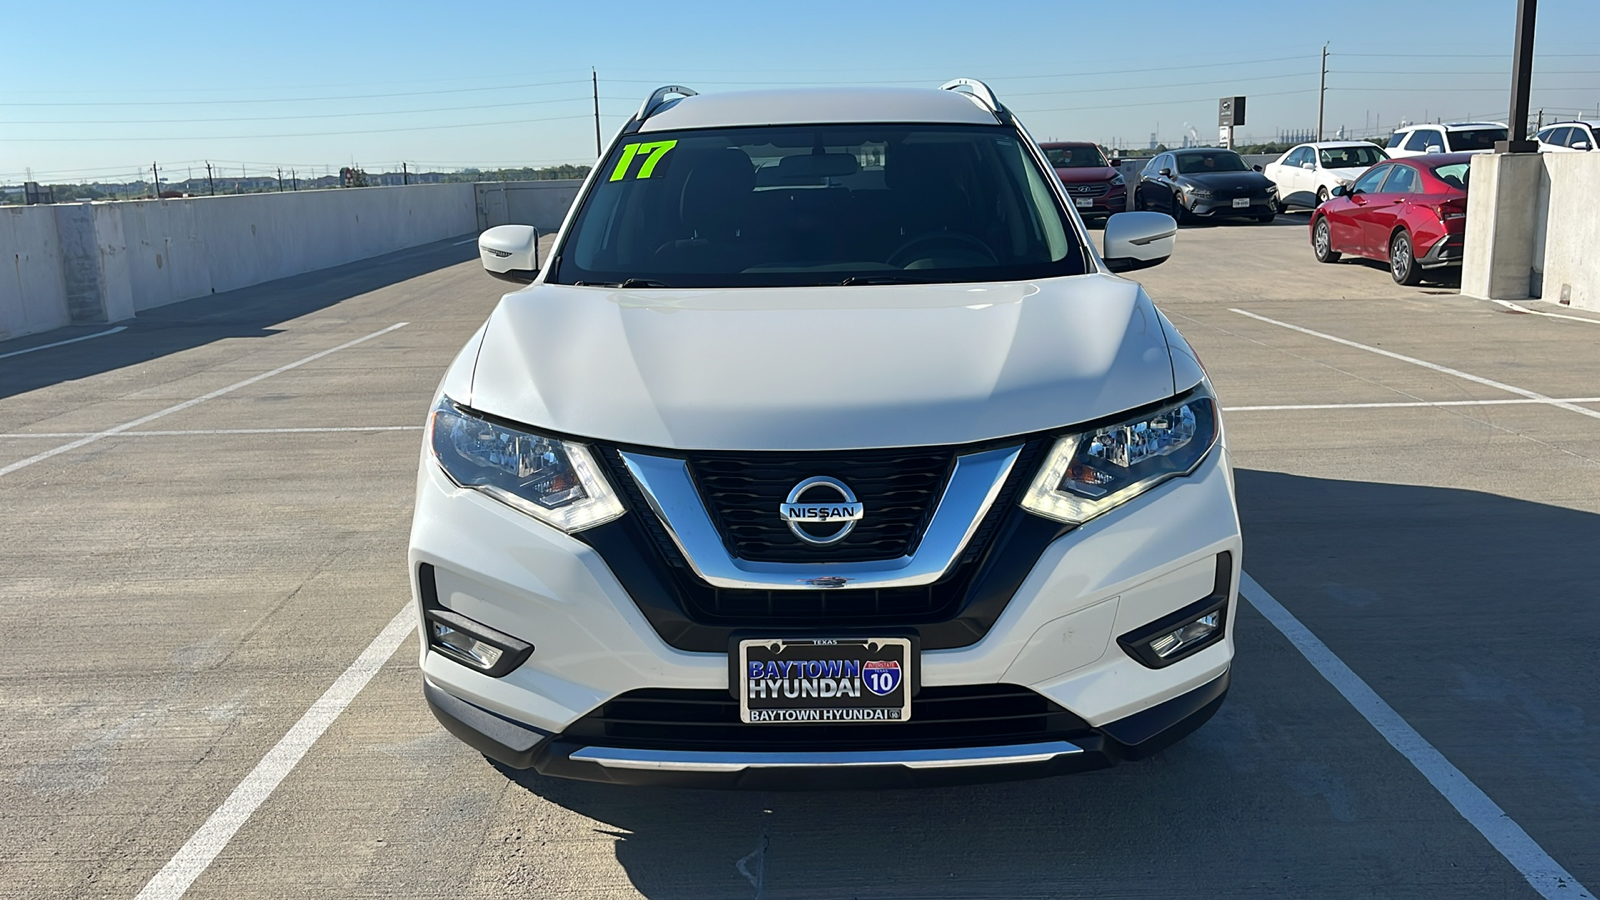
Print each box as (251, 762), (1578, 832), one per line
(738, 638), (913, 724)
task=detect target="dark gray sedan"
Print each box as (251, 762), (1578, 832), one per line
(1135, 148), (1278, 223)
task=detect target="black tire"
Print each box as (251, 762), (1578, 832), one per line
(1313, 217), (1340, 263)
(1255, 212), (1276, 223)
(1134, 187), (1146, 211)
(1390, 230), (1423, 285)
(1316, 186), (1330, 206)
(1170, 190), (1189, 224)
(1275, 200), (1288, 215)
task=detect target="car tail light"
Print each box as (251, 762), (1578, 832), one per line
(1439, 198), (1467, 221)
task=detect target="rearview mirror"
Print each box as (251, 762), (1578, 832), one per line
(479, 225), (540, 284)
(1102, 211), (1177, 273)
(1158, 167), (1173, 178)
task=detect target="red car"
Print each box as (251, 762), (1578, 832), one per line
(1039, 141), (1126, 222)
(1309, 152), (1470, 285)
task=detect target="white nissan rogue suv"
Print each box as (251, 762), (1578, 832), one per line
(410, 80), (1242, 788)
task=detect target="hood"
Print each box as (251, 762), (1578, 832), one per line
(1055, 166), (1119, 184)
(1180, 171), (1274, 191)
(467, 276), (1178, 451)
(1323, 165), (1368, 182)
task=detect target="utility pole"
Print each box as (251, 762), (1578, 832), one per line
(291, 169), (298, 191)
(1316, 43), (1328, 142)
(1501, 0), (1538, 151)
(402, 162), (409, 185)
(151, 161), (159, 199)
(277, 167), (284, 192)
(206, 161), (215, 195)
(592, 68), (602, 158)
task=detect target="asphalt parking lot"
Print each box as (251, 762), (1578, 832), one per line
(3, 219), (1597, 900)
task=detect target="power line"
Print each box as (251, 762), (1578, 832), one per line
(0, 112), (607, 143)
(1005, 71), (1316, 98)
(1, 94), (597, 126)
(1013, 88), (1317, 116)
(0, 78), (589, 108)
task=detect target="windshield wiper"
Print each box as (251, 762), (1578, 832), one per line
(574, 278), (672, 288)
(839, 275), (926, 286)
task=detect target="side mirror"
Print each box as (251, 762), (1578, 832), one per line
(1301, 162), (1315, 170)
(1425, 145), (1444, 154)
(1158, 167), (1173, 178)
(1574, 141), (1592, 151)
(1331, 184), (1348, 197)
(479, 225), (540, 284)
(1109, 158), (1123, 167)
(1102, 211), (1177, 273)
(1253, 164), (1264, 172)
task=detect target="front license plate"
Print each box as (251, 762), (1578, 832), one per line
(738, 638), (912, 724)
(1074, 196), (1094, 208)
(1232, 197), (1251, 208)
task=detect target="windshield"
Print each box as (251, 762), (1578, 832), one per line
(1044, 145), (1108, 168)
(1448, 128), (1507, 151)
(553, 124), (1087, 288)
(1176, 151), (1249, 174)
(1320, 145), (1386, 168)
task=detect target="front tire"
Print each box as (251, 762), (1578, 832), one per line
(1313, 217), (1340, 263)
(1316, 186), (1330, 206)
(1170, 190), (1189, 224)
(1390, 230), (1423, 285)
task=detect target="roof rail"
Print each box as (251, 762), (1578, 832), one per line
(636, 85), (698, 123)
(940, 78), (1009, 123)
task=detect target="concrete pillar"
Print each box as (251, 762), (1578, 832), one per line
(51, 203), (134, 325)
(1461, 153), (1546, 301)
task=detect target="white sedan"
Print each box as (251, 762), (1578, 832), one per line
(1264, 141), (1389, 213)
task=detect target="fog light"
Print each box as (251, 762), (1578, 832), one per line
(430, 621), (504, 670)
(1115, 558), (1231, 670)
(1148, 611), (1220, 659)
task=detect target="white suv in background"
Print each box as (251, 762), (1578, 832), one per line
(411, 80), (1241, 789)
(1536, 121), (1599, 152)
(1385, 122), (1507, 158)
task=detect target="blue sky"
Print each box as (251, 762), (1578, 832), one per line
(2, 0), (1596, 184)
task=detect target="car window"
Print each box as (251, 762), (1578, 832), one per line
(1321, 145), (1386, 168)
(554, 123), (1088, 288)
(1430, 162), (1470, 190)
(1176, 150), (1249, 174)
(1381, 165), (1419, 194)
(1351, 165), (1389, 195)
(1044, 145), (1108, 168)
(1387, 131), (1407, 148)
(1447, 127), (1507, 151)
(1403, 130), (1436, 151)
(1282, 147), (1305, 167)
(1540, 127), (1565, 146)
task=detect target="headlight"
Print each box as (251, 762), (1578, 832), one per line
(1186, 187), (1213, 199)
(1109, 173), (1126, 186)
(429, 398), (624, 532)
(1020, 389), (1219, 525)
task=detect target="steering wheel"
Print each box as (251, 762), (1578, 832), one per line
(886, 232), (998, 268)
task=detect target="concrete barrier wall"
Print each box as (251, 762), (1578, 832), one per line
(0, 206), (71, 341)
(475, 180), (583, 233)
(110, 183), (477, 311)
(1538, 153), (1600, 311)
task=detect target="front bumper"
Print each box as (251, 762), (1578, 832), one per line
(426, 669), (1230, 789)
(1065, 185), (1128, 217)
(1188, 196), (1275, 218)
(410, 441), (1243, 787)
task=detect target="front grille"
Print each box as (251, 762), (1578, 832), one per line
(687, 448), (955, 563)
(596, 440), (1045, 630)
(1065, 182), (1110, 197)
(559, 684), (1092, 752)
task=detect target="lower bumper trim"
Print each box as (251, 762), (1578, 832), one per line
(569, 740), (1083, 772)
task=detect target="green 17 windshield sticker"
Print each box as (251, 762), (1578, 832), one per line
(609, 140), (678, 181)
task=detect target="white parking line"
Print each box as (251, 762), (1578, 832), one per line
(1224, 397), (1600, 412)
(0, 323), (407, 480)
(1230, 309), (1600, 424)
(134, 604), (416, 900)
(0, 426), (422, 439)
(1242, 573), (1592, 900)
(0, 326), (127, 361)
